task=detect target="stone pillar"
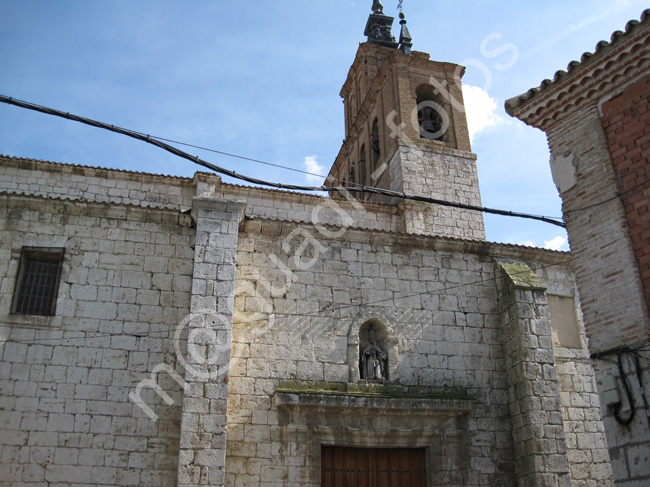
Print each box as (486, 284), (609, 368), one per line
(497, 262), (571, 487)
(176, 198), (245, 487)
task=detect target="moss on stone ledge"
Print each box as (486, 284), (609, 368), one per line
(275, 380), (470, 400)
(500, 262), (547, 291)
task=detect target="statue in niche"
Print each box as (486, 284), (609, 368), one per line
(361, 325), (387, 380)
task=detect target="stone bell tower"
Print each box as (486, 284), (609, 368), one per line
(326, 1), (485, 241)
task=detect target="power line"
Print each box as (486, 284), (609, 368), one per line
(3, 258), (571, 345)
(564, 175), (650, 215)
(117, 117), (650, 225)
(137, 133), (331, 182)
(0, 94), (566, 228)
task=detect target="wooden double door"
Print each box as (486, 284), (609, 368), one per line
(322, 446), (426, 487)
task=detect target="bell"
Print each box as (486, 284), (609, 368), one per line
(421, 120), (437, 132)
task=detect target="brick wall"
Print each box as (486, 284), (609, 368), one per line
(546, 107), (649, 351)
(602, 75), (650, 314)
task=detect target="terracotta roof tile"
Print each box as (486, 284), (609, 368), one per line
(505, 8), (650, 115)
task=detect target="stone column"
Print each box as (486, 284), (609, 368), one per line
(497, 262), (571, 487)
(176, 198), (245, 487)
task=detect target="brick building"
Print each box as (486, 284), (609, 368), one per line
(0, 2), (616, 486)
(506, 9), (650, 486)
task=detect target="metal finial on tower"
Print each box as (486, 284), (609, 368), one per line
(365, 0), (398, 48)
(398, 12), (413, 55)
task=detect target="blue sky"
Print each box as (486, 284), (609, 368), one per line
(1, 0), (647, 249)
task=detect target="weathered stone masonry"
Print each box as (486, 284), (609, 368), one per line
(0, 190), (194, 487)
(0, 156), (614, 486)
(497, 263), (571, 487)
(0, 4), (625, 486)
(176, 198), (245, 487)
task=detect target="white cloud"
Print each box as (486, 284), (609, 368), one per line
(525, 0), (645, 57)
(547, 0), (635, 45)
(303, 155), (325, 184)
(462, 84), (503, 142)
(515, 237), (569, 251)
(544, 236), (568, 251)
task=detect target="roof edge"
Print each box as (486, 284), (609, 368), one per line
(505, 8), (650, 118)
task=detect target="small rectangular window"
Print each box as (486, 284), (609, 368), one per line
(11, 247), (65, 316)
(548, 294), (581, 349)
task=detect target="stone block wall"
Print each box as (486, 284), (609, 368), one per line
(0, 193), (194, 486)
(556, 349), (613, 486)
(0, 160), (615, 486)
(228, 219), (510, 486)
(389, 144), (486, 240)
(536, 261), (614, 486)
(176, 198), (245, 487)
(226, 217), (603, 486)
(496, 263), (571, 487)
(0, 156), (195, 210)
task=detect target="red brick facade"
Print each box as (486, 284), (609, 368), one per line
(602, 76), (650, 310)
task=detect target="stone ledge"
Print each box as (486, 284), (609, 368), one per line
(273, 380), (475, 411)
(499, 262), (548, 291)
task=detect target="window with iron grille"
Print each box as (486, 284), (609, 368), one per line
(11, 247), (65, 316)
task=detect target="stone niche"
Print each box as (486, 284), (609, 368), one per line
(347, 314), (399, 383)
(274, 381), (474, 487)
(358, 321), (389, 381)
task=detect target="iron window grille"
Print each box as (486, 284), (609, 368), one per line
(11, 247), (65, 316)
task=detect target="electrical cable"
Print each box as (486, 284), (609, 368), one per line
(564, 176), (650, 215)
(5, 96), (648, 225)
(151, 133), (650, 222)
(0, 95), (566, 228)
(592, 344), (650, 430)
(2, 257), (572, 344)
(134, 133), (332, 182)
(613, 348), (636, 426)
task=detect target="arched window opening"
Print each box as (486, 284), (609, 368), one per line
(359, 144), (367, 188)
(370, 119), (380, 173)
(415, 84), (447, 142)
(349, 163), (356, 188)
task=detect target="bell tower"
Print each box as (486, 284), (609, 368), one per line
(326, 1), (485, 241)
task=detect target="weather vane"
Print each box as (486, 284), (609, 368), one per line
(397, 0), (403, 12)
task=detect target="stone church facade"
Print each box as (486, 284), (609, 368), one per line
(0, 3), (615, 487)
